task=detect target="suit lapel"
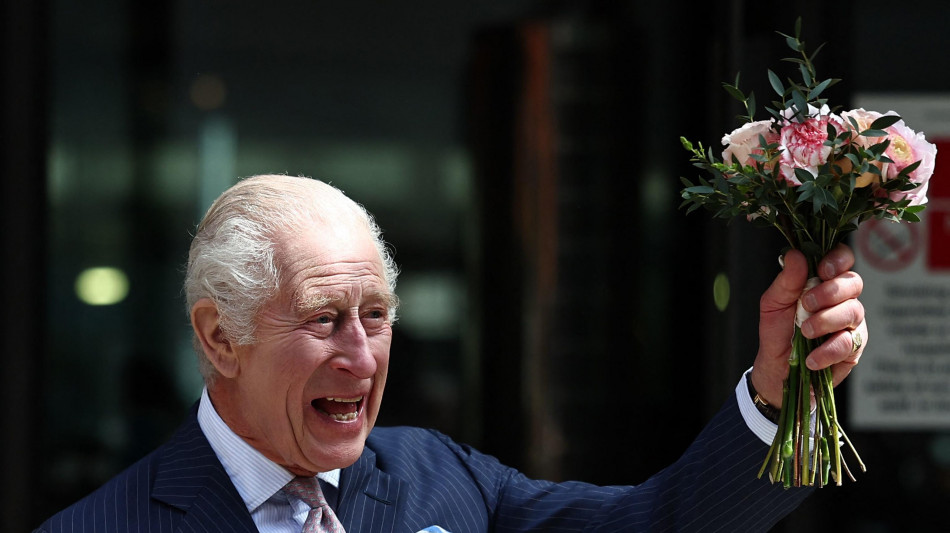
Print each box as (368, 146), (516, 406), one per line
(150, 410), (258, 533)
(336, 446), (406, 533)
(147, 409), (408, 532)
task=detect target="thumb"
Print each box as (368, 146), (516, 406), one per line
(754, 249), (810, 401)
(761, 249), (809, 313)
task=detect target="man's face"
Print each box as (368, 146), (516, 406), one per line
(226, 221), (393, 475)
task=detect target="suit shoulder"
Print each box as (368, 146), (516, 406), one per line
(365, 426), (514, 488)
(366, 426), (476, 462)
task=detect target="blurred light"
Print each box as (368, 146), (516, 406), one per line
(713, 272), (730, 312)
(643, 170), (673, 218)
(190, 73), (227, 111)
(396, 272), (463, 339)
(75, 267), (129, 306)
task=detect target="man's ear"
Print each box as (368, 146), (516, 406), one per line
(191, 298), (240, 378)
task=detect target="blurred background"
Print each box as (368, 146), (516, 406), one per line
(3, 0), (949, 531)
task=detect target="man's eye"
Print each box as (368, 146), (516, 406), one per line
(313, 315), (334, 325)
(361, 309), (387, 327)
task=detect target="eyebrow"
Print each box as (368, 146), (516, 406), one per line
(293, 292), (334, 316)
(292, 288), (397, 317)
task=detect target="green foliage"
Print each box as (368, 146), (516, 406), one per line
(679, 18), (927, 264)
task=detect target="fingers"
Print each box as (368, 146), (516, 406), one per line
(804, 318), (868, 385)
(798, 244), (866, 384)
(801, 271), (864, 312)
(799, 272), (864, 337)
(817, 242), (856, 280)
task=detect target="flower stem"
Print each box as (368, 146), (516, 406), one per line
(759, 252), (864, 488)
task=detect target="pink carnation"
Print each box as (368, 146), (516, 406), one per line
(777, 111), (844, 186)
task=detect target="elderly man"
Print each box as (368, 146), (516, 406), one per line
(34, 174), (867, 532)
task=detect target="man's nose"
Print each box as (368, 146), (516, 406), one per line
(330, 316), (378, 378)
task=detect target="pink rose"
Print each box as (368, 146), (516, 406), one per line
(839, 108), (895, 187)
(777, 111), (844, 185)
(882, 120), (937, 206)
(841, 108), (884, 142)
(721, 120), (778, 168)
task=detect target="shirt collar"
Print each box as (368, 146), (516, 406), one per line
(196, 387), (341, 512)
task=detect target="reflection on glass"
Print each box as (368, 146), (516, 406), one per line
(74, 267), (130, 306)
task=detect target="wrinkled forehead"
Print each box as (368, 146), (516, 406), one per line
(273, 211), (383, 277)
(278, 213), (375, 258)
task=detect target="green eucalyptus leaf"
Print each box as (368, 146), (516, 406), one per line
(825, 123), (839, 140)
(792, 91), (808, 118)
(786, 35), (801, 52)
(799, 63), (812, 86)
(797, 181), (816, 202)
(869, 139), (890, 156)
(816, 188), (837, 213)
(794, 168), (815, 184)
(808, 78), (833, 100)
(722, 83), (746, 102)
(870, 114), (901, 130)
(898, 160), (922, 177)
(768, 70), (785, 96)
(901, 210), (921, 223)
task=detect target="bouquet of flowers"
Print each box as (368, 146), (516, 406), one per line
(679, 20), (937, 488)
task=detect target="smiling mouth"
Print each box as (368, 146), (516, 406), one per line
(312, 396), (363, 422)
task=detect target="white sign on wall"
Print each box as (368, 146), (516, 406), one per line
(850, 94), (950, 430)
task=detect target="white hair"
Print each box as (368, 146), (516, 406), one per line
(184, 174), (399, 384)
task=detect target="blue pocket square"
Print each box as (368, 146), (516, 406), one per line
(417, 527), (451, 533)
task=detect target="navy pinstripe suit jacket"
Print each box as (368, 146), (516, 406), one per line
(33, 394), (812, 532)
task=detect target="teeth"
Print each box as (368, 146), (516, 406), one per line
(314, 397), (362, 422)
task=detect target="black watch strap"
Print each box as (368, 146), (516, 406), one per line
(747, 374), (781, 424)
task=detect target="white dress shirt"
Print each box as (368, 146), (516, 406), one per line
(197, 387), (341, 533)
(736, 368), (779, 444)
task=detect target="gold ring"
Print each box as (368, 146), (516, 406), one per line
(850, 330), (863, 354)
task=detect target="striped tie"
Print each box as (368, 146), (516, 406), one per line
(283, 476), (346, 533)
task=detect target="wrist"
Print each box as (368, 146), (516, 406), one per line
(746, 373), (781, 424)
